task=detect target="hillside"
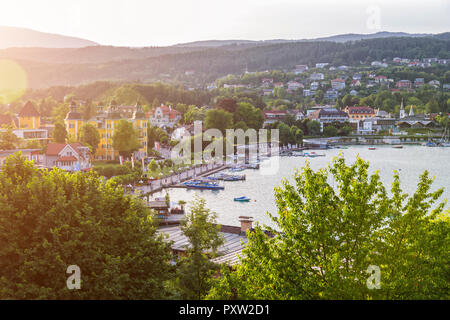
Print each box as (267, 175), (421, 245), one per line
(0, 26), (98, 49)
(3, 37), (449, 89)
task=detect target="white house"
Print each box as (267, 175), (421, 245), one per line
(150, 105), (182, 128)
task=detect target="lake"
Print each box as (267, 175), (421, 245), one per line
(152, 145), (450, 228)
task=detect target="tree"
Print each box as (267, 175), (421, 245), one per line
(175, 198), (224, 299)
(0, 153), (173, 299)
(205, 109), (233, 134)
(216, 98), (237, 113)
(234, 102), (264, 130)
(53, 122), (68, 143)
(0, 126), (20, 150)
(323, 125), (338, 137)
(79, 123), (100, 154)
(208, 156), (449, 300)
(306, 120), (321, 136)
(112, 120), (141, 158)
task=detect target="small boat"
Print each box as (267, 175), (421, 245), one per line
(368, 147), (376, 150)
(230, 167), (245, 172)
(234, 196), (250, 202)
(392, 145), (403, 149)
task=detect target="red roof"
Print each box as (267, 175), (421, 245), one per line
(46, 143), (83, 156)
(153, 105), (181, 119)
(331, 79), (345, 82)
(18, 101), (40, 117)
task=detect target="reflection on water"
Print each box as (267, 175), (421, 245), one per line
(152, 146), (450, 228)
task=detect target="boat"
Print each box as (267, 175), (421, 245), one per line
(230, 166), (245, 172)
(392, 145), (403, 149)
(223, 175), (246, 181)
(234, 196), (251, 202)
(184, 179), (224, 190)
(292, 151), (304, 157)
(368, 147), (376, 150)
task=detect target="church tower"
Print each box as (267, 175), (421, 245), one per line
(409, 105), (415, 117)
(399, 99), (406, 119)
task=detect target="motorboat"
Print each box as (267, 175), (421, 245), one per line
(234, 196), (251, 202)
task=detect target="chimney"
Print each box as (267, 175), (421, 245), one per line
(239, 216), (253, 234)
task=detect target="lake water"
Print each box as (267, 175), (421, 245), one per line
(152, 146), (450, 228)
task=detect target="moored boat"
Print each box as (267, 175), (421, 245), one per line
(234, 196), (250, 202)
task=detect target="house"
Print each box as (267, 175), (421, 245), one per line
(375, 75), (388, 84)
(428, 80), (440, 88)
(303, 89), (316, 97)
(262, 89), (274, 96)
(287, 81), (303, 91)
(308, 108), (349, 132)
(352, 73), (363, 81)
(293, 64), (308, 74)
(438, 59), (450, 65)
(0, 149), (41, 167)
(324, 89), (339, 101)
(423, 58), (438, 63)
(44, 143), (91, 172)
(262, 110), (287, 126)
(443, 84), (450, 91)
(0, 101), (50, 143)
(287, 109), (305, 121)
(344, 106), (376, 120)
(337, 65), (349, 71)
(351, 80), (361, 87)
(273, 82), (284, 88)
(310, 81), (319, 90)
(350, 90), (359, 96)
(310, 73), (324, 81)
(331, 79), (346, 90)
(371, 61), (388, 68)
(315, 63), (329, 68)
(393, 57), (402, 63)
(414, 78), (425, 87)
(150, 104), (182, 129)
(396, 80), (412, 89)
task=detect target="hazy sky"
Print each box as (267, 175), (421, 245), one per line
(1, 0), (449, 46)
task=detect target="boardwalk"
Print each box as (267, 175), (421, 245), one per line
(135, 162), (228, 195)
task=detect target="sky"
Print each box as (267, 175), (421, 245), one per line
(0, 0), (449, 46)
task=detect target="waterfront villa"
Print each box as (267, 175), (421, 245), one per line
(344, 106), (376, 120)
(308, 108), (349, 132)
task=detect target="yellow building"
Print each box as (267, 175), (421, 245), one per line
(65, 100), (84, 138)
(18, 101), (41, 129)
(65, 100), (148, 161)
(344, 106), (376, 120)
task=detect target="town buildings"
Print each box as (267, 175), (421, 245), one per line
(65, 100), (149, 161)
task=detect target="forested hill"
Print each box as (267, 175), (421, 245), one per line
(5, 36), (450, 89)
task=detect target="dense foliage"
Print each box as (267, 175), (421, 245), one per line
(208, 156), (449, 299)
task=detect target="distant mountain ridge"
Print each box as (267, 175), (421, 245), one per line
(175, 31), (450, 47)
(0, 26), (98, 49)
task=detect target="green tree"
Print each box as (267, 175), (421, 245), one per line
(112, 120), (141, 158)
(0, 153), (173, 299)
(79, 123), (100, 154)
(306, 120), (321, 136)
(53, 122), (67, 143)
(208, 156), (448, 300)
(205, 109), (233, 134)
(323, 125), (338, 137)
(0, 126), (20, 150)
(175, 198), (224, 299)
(234, 102), (264, 130)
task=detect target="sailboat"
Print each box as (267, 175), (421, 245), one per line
(437, 127), (450, 147)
